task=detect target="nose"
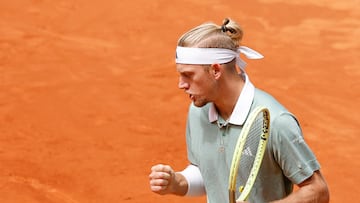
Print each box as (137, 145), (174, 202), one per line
(178, 78), (189, 90)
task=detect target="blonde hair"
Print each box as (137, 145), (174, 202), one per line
(177, 18), (243, 51)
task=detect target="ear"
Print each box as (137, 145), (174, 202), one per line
(210, 63), (222, 79)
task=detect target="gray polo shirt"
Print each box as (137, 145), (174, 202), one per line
(185, 77), (320, 203)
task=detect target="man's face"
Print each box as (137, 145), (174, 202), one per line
(176, 64), (216, 107)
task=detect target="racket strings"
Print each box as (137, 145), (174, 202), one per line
(236, 111), (264, 193)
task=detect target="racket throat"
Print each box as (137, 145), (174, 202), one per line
(229, 190), (236, 203)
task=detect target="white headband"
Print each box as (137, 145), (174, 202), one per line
(175, 46), (264, 70)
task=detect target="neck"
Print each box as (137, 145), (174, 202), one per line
(214, 75), (245, 120)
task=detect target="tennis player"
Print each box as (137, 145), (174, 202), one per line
(149, 18), (329, 203)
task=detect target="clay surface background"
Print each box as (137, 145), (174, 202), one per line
(0, 0), (359, 202)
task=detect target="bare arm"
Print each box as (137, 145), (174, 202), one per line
(271, 170), (329, 203)
(149, 164), (188, 196)
(236, 170), (329, 203)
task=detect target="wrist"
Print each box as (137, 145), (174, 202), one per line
(178, 164), (206, 196)
(170, 172), (188, 196)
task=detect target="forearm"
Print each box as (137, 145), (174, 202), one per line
(270, 187), (329, 203)
(171, 172), (189, 196)
(271, 171), (329, 203)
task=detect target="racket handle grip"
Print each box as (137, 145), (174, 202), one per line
(229, 190), (236, 203)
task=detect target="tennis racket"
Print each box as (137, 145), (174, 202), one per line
(228, 106), (270, 203)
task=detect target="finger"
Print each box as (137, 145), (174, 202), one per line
(151, 164), (165, 171)
(151, 164), (173, 173)
(149, 171), (171, 180)
(150, 178), (169, 187)
(150, 184), (167, 192)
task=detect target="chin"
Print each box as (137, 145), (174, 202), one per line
(193, 100), (208, 107)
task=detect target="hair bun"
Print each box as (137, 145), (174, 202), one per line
(221, 18), (235, 34)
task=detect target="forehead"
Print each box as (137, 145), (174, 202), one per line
(176, 64), (206, 73)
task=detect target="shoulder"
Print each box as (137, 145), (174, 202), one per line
(252, 88), (303, 142)
(253, 88), (286, 111)
(253, 88), (296, 122)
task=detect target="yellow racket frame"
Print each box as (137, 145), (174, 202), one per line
(228, 106), (270, 203)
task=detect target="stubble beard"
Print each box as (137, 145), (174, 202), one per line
(192, 96), (208, 107)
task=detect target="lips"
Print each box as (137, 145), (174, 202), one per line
(189, 94), (194, 100)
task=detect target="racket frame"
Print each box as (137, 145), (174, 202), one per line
(228, 106), (270, 203)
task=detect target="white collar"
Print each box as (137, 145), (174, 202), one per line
(209, 74), (255, 126)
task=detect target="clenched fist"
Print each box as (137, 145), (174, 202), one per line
(149, 164), (188, 196)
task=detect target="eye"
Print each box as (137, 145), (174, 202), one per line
(180, 72), (192, 78)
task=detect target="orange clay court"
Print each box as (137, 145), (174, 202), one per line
(0, 0), (359, 202)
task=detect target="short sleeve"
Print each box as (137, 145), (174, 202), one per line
(270, 113), (320, 184)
